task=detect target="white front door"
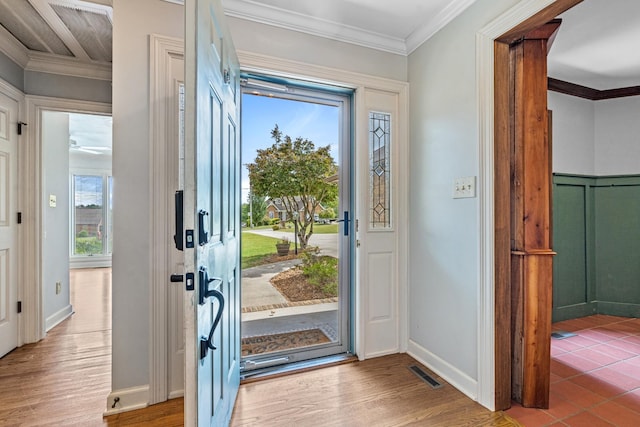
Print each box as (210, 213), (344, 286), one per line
(0, 90), (19, 358)
(183, 0), (241, 425)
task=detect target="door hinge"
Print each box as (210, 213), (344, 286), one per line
(17, 301), (22, 313)
(17, 122), (27, 135)
(17, 212), (22, 224)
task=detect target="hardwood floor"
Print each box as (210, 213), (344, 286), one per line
(0, 268), (520, 426)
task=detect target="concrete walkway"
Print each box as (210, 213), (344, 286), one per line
(241, 259), (300, 308)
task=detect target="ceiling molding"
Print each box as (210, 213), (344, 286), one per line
(0, 25), (30, 67)
(405, 0), (476, 54)
(223, 0), (407, 55)
(548, 77), (640, 101)
(27, 51), (111, 80)
(30, 0), (91, 60)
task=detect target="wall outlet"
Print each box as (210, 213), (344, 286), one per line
(55, 281), (62, 295)
(49, 194), (57, 208)
(453, 176), (476, 199)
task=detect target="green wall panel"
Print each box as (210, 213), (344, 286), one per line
(553, 184), (588, 306)
(595, 185), (640, 304)
(552, 174), (640, 321)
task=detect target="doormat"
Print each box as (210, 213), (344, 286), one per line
(551, 330), (577, 339)
(242, 329), (331, 356)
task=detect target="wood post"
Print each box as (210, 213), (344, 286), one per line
(509, 20), (561, 409)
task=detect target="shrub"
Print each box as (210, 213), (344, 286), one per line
(300, 249), (337, 295)
(272, 225), (280, 230)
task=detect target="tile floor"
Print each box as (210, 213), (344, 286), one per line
(506, 314), (640, 426)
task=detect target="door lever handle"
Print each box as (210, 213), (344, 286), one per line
(200, 289), (224, 359)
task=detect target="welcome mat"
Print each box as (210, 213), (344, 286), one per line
(241, 328), (331, 356)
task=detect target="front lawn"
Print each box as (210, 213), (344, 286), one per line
(241, 232), (280, 269)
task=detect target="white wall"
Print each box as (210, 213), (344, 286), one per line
(227, 17), (408, 82)
(42, 112), (71, 330)
(549, 91), (596, 175)
(407, 0), (519, 395)
(595, 96), (640, 175)
(549, 92), (640, 176)
(111, 0), (183, 393)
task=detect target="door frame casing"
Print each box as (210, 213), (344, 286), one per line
(22, 95), (111, 344)
(236, 50), (409, 361)
(148, 33), (185, 406)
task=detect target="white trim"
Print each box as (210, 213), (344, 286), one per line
(238, 50), (408, 93)
(148, 34), (184, 406)
(476, 0), (561, 411)
(225, 0), (478, 56)
(225, 0), (406, 55)
(69, 255), (112, 269)
(0, 25), (112, 81)
(405, 0), (477, 54)
(23, 95), (111, 344)
(239, 51), (409, 363)
(103, 385), (150, 416)
(0, 26), (30, 68)
(26, 52), (112, 81)
(408, 339), (478, 402)
(45, 304), (73, 331)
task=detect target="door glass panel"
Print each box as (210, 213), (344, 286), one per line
(369, 111), (391, 229)
(240, 76), (352, 373)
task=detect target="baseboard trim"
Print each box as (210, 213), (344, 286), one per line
(408, 339), (478, 402)
(45, 304), (73, 331)
(597, 301), (640, 318)
(103, 385), (150, 416)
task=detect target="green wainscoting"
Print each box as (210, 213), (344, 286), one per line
(552, 174), (640, 322)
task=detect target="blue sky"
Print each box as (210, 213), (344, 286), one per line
(241, 93), (339, 202)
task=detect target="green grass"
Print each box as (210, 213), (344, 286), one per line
(311, 224), (338, 234)
(268, 223), (338, 235)
(241, 232), (280, 269)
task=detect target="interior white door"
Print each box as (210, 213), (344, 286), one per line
(184, 0), (241, 425)
(0, 90), (19, 358)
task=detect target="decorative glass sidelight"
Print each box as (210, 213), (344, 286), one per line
(369, 112), (391, 229)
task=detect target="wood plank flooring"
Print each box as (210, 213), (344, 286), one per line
(0, 268), (521, 426)
(232, 354), (520, 426)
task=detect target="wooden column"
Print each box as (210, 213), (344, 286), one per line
(510, 20), (561, 409)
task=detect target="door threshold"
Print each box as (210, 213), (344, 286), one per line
(240, 353), (357, 384)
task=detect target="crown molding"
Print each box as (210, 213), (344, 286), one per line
(405, 0), (477, 54)
(548, 77), (640, 101)
(26, 51), (112, 80)
(223, 0), (407, 55)
(225, 0), (477, 56)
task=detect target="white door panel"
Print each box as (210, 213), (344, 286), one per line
(0, 91), (18, 358)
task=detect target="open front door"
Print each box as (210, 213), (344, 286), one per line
(184, 0), (241, 425)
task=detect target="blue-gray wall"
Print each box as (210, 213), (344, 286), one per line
(0, 51), (111, 103)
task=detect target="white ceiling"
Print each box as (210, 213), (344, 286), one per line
(0, 0), (638, 90)
(547, 0), (640, 90)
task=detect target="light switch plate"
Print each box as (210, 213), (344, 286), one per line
(49, 195), (57, 208)
(453, 176), (476, 199)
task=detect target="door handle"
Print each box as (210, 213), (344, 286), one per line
(173, 190), (183, 251)
(335, 211), (350, 236)
(198, 267), (222, 305)
(200, 289), (224, 359)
